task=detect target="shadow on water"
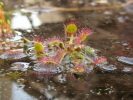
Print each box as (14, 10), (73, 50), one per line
(1, 1), (133, 100)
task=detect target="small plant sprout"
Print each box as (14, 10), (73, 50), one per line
(6, 70), (25, 81)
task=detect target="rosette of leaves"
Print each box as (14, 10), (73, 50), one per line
(44, 19), (107, 74)
(23, 19), (107, 75)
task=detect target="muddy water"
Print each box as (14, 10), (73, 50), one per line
(1, 3), (133, 100)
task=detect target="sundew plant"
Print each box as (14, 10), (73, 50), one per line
(23, 19), (107, 75)
(0, 2), (107, 82)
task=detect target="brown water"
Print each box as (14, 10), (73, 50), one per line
(1, 1), (133, 100)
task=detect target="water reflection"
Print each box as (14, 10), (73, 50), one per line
(0, 76), (37, 100)
(0, 77), (12, 100)
(12, 83), (37, 100)
(11, 11), (74, 30)
(11, 13), (41, 29)
(1, 67), (133, 100)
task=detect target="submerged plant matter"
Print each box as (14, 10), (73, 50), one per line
(6, 70), (25, 80)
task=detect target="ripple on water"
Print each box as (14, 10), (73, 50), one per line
(11, 62), (30, 71)
(123, 67), (132, 72)
(100, 65), (117, 71)
(117, 56), (133, 65)
(0, 49), (27, 60)
(33, 63), (64, 74)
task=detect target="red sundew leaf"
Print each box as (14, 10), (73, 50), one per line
(93, 56), (107, 64)
(33, 37), (44, 44)
(75, 44), (85, 48)
(46, 36), (62, 46)
(74, 28), (93, 43)
(54, 50), (67, 62)
(64, 18), (78, 26)
(40, 57), (60, 65)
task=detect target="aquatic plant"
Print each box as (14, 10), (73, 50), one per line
(23, 18), (107, 76)
(6, 70), (25, 80)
